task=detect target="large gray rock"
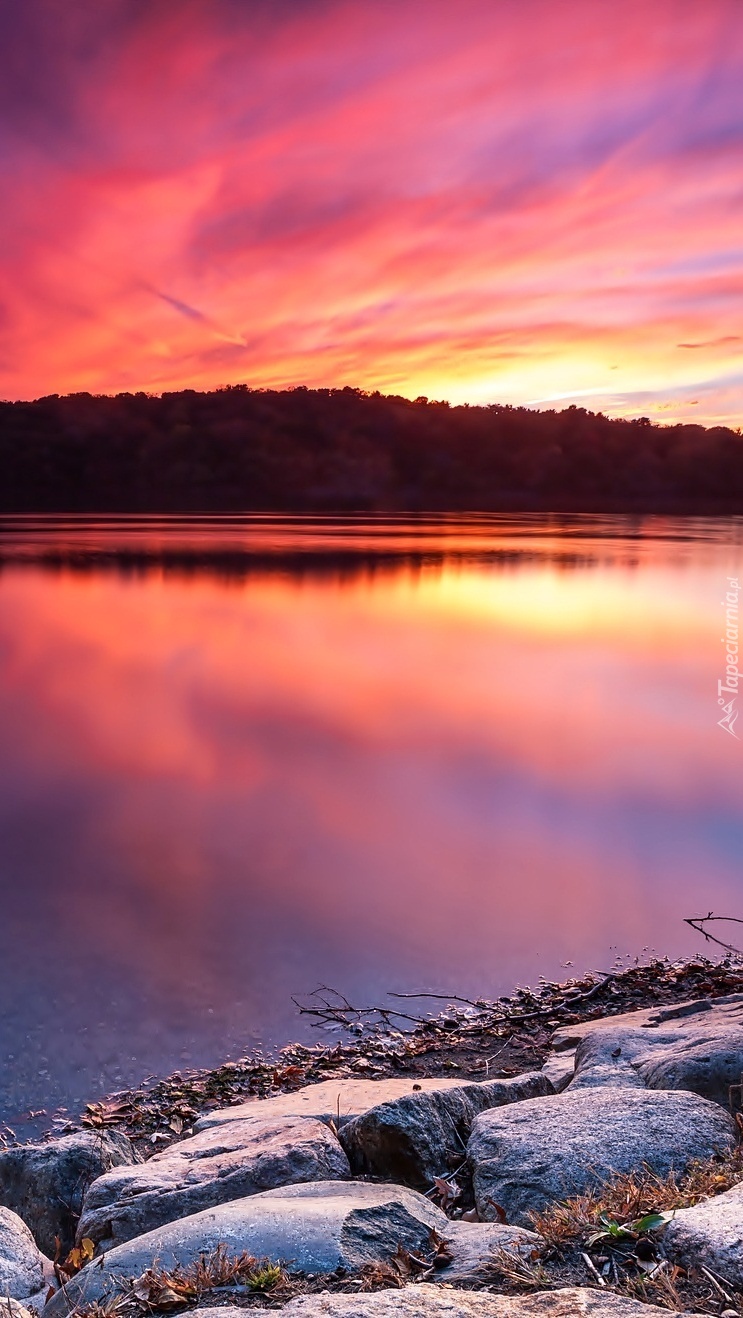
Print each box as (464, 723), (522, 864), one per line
(43, 1182), (448, 1317)
(77, 1116), (350, 1252)
(468, 1086), (736, 1225)
(663, 1179), (743, 1285)
(0, 1205), (46, 1301)
(0, 1130), (136, 1257)
(197, 1285), (703, 1317)
(195, 1077), (467, 1133)
(549, 994), (743, 1103)
(340, 1072), (553, 1188)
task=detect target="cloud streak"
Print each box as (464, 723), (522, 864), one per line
(0, 0), (742, 423)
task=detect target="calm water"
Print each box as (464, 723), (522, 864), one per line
(1, 514), (742, 1133)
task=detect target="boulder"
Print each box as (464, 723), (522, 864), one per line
(663, 1179), (743, 1285)
(0, 1130), (136, 1257)
(195, 1077), (467, 1133)
(340, 1073), (553, 1188)
(441, 1219), (541, 1282)
(0, 1205), (46, 1301)
(549, 994), (743, 1104)
(43, 1182), (448, 1317)
(468, 1087), (736, 1225)
(196, 1284), (704, 1317)
(77, 1116), (350, 1252)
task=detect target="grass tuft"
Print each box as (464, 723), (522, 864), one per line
(530, 1150), (743, 1248)
(130, 1243), (287, 1305)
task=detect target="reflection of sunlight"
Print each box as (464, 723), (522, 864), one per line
(392, 564), (711, 641)
(0, 523), (738, 810)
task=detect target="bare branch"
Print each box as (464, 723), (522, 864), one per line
(291, 986), (427, 1030)
(388, 991), (486, 1007)
(685, 913), (743, 956)
(291, 973), (619, 1040)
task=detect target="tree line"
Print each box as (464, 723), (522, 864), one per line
(0, 384), (741, 512)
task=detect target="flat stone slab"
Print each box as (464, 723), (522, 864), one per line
(195, 1078), (468, 1132)
(77, 1115), (350, 1252)
(663, 1179), (743, 1285)
(340, 1072), (552, 1188)
(196, 1284), (703, 1317)
(0, 1130), (136, 1258)
(0, 1204), (46, 1301)
(548, 994), (743, 1103)
(43, 1182), (449, 1317)
(468, 1086), (736, 1225)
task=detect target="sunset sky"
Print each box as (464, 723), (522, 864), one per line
(2, 0), (742, 424)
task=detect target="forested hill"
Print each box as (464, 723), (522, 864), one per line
(1, 384), (742, 513)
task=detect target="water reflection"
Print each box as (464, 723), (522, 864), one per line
(0, 515), (741, 1132)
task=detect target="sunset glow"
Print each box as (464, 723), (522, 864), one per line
(2, 0), (742, 423)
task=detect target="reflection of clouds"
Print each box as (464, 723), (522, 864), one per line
(0, 1), (742, 419)
(0, 543), (737, 803)
(1, 528), (743, 1119)
(1, 530), (742, 866)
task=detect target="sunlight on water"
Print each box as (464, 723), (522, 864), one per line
(0, 515), (742, 1129)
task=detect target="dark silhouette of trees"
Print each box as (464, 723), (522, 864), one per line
(0, 385), (741, 513)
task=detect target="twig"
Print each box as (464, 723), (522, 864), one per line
(293, 973), (619, 1041)
(561, 975), (616, 1006)
(484, 1041), (509, 1077)
(685, 914), (743, 957)
(388, 992), (486, 1007)
(700, 1265), (735, 1305)
(581, 1252), (607, 1286)
(291, 986), (427, 1030)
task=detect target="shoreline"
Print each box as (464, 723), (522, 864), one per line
(35, 953), (742, 1158)
(2, 952), (743, 1316)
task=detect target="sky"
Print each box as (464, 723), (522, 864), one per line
(1, 0), (742, 423)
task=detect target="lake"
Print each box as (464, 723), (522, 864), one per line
(1, 513), (742, 1134)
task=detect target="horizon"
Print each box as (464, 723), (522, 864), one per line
(2, 0), (742, 427)
(2, 382), (741, 434)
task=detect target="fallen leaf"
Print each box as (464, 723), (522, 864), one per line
(485, 1198), (508, 1224)
(432, 1176), (460, 1210)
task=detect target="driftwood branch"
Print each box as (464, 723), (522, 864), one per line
(389, 991), (487, 1007)
(685, 913), (743, 956)
(292, 973), (618, 1037)
(291, 985), (428, 1031)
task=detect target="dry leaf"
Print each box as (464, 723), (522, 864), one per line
(432, 1176), (460, 1210)
(485, 1198), (508, 1224)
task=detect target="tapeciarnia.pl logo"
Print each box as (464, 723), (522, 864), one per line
(718, 576), (740, 738)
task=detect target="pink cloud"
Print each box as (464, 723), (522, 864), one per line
(1, 0), (742, 422)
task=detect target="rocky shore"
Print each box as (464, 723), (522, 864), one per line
(2, 958), (743, 1318)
